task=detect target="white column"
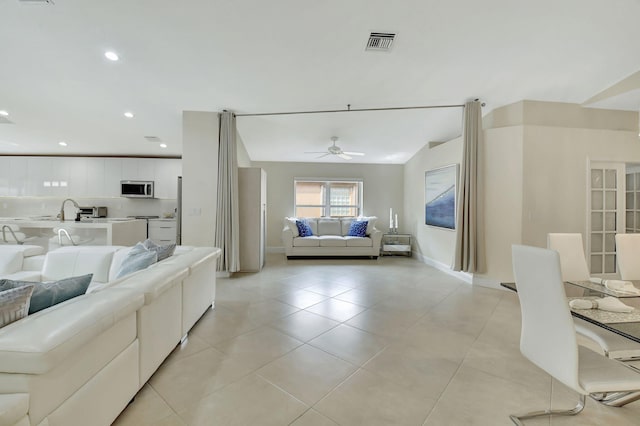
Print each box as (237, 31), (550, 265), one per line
(182, 111), (219, 246)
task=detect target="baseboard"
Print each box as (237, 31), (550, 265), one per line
(414, 252), (473, 284)
(472, 275), (504, 291)
(415, 252), (506, 291)
(216, 271), (230, 278)
(267, 246), (285, 254)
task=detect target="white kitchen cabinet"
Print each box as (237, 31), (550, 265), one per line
(0, 156), (181, 199)
(121, 158), (138, 180)
(148, 219), (177, 245)
(50, 157), (69, 197)
(27, 157), (52, 196)
(9, 157), (28, 196)
(0, 157), (10, 196)
(85, 158), (105, 197)
(63, 157), (85, 197)
(138, 158), (154, 181)
(238, 167), (267, 272)
(153, 158), (181, 199)
(120, 158), (155, 182)
(104, 158), (123, 197)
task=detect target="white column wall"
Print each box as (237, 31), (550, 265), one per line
(476, 126), (523, 284)
(181, 111), (219, 246)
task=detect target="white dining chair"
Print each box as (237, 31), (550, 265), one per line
(547, 233), (590, 281)
(510, 245), (640, 425)
(615, 233), (640, 281)
(548, 233), (640, 360)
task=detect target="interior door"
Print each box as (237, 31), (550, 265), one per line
(587, 162), (625, 277)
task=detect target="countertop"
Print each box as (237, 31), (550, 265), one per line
(0, 217), (145, 228)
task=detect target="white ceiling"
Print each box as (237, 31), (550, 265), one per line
(1, 0), (640, 163)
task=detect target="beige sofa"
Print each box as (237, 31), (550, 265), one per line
(0, 245), (220, 426)
(282, 217), (382, 258)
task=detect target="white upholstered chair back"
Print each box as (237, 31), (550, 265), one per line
(512, 245), (584, 394)
(615, 233), (640, 280)
(547, 233), (590, 281)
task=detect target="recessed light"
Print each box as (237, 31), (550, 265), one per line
(0, 110), (8, 117)
(58, 141), (67, 146)
(160, 143), (167, 148)
(105, 51), (119, 61)
(124, 112), (134, 118)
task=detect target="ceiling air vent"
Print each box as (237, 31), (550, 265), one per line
(144, 136), (162, 143)
(366, 32), (396, 52)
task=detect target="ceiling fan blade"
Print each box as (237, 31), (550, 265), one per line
(316, 153), (330, 159)
(305, 151), (329, 154)
(338, 153), (352, 160)
(343, 151), (365, 156)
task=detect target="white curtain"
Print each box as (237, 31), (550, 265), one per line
(215, 111), (240, 272)
(453, 100), (485, 273)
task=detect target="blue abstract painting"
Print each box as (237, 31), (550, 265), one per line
(425, 165), (458, 230)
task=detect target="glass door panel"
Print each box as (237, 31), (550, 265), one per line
(588, 163), (625, 276)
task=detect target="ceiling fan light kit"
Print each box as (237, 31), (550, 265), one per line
(304, 136), (365, 161)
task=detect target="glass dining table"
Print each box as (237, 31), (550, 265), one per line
(501, 280), (640, 344)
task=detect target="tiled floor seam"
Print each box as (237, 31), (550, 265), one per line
(267, 319), (343, 343)
(146, 382), (184, 424)
(419, 292), (505, 425)
(305, 335), (389, 370)
(306, 367), (364, 425)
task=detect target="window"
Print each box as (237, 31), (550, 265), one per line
(294, 179), (363, 217)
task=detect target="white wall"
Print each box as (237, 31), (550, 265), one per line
(182, 111), (219, 246)
(478, 126), (523, 283)
(252, 161), (404, 249)
(521, 125), (640, 248)
(403, 137), (462, 266)
(477, 101), (640, 284)
(236, 131), (252, 167)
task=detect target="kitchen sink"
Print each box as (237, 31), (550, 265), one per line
(29, 216), (60, 221)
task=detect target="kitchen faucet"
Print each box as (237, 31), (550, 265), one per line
(59, 198), (80, 222)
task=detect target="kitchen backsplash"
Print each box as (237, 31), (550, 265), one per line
(0, 196), (178, 219)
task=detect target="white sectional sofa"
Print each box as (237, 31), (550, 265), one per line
(0, 244), (220, 426)
(282, 217), (382, 258)
(0, 245), (46, 282)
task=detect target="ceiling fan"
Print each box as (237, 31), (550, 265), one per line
(305, 136), (365, 160)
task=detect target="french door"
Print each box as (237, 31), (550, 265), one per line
(587, 162), (625, 276)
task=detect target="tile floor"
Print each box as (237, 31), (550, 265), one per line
(113, 254), (640, 425)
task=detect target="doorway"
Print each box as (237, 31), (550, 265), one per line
(587, 161), (625, 277)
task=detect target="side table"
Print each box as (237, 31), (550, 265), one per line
(381, 233), (412, 256)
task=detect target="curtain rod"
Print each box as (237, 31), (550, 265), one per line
(235, 103), (467, 117)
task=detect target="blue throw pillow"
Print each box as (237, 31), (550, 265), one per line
(296, 220), (313, 237)
(0, 274), (93, 314)
(348, 220), (368, 237)
(142, 238), (176, 261)
(116, 244), (158, 279)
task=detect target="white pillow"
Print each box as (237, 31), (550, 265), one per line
(357, 216), (378, 235)
(285, 217), (299, 237)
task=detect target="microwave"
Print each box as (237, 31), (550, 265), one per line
(121, 180), (154, 198)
